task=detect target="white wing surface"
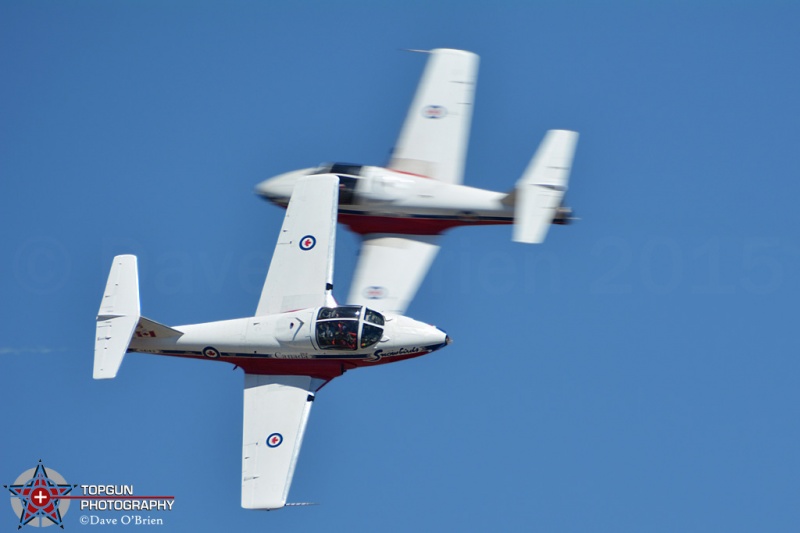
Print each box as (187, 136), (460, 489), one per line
(346, 234), (440, 316)
(513, 130), (579, 244)
(241, 374), (321, 510)
(255, 175), (339, 315)
(388, 48), (478, 184)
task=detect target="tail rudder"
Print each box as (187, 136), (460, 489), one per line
(94, 255), (140, 379)
(512, 130), (579, 243)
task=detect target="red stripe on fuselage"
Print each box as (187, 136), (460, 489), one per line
(339, 212), (511, 236)
(134, 349), (433, 382)
(387, 168), (431, 179)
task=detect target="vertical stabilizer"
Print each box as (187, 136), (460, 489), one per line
(94, 255), (140, 379)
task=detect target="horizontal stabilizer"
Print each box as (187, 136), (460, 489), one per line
(94, 255), (140, 379)
(136, 316), (183, 339)
(513, 130), (578, 244)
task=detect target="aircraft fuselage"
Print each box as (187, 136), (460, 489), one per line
(257, 165), (515, 235)
(129, 305), (449, 380)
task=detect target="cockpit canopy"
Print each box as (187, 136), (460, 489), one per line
(315, 305), (385, 351)
(311, 163), (363, 205)
(313, 162), (365, 177)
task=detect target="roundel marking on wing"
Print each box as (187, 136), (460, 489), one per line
(267, 433), (284, 448)
(364, 286), (387, 299)
(299, 235), (316, 251)
(422, 105), (447, 119)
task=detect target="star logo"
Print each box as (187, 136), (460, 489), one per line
(299, 235), (316, 251)
(5, 461), (76, 529)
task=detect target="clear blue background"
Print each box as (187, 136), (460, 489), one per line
(2, 1), (800, 531)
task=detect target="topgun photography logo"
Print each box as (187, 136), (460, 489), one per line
(4, 461), (76, 528)
(5, 461), (174, 529)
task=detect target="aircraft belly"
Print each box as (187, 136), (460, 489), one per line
(338, 208), (514, 236)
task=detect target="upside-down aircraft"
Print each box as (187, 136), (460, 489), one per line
(256, 48), (579, 315)
(93, 175), (450, 510)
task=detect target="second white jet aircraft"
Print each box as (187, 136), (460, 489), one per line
(93, 175), (450, 511)
(256, 48), (580, 316)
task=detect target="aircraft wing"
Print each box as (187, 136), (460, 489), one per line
(241, 374), (322, 510)
(255, 175), (339, 315)
(346, 234), (440, 316)
(388, 48), (479, 185)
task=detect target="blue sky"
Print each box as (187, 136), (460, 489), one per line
(2, 1), (800, 531)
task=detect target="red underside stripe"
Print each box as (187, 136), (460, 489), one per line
(141, 350), (431, 382)
(339, 213), (511, 236)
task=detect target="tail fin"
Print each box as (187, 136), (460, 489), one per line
(512, 130), (579, 243)
(94, 255), (140, 379)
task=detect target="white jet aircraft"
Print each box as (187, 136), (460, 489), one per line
(256, 48), (579, 316)
(93, 175), (450, 510)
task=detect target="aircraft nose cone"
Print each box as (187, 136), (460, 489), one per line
(388, 316), (450, 353)
(256, 170), (313, 204)
(417, 323), (450, 352)
(255, 176), (290, 203)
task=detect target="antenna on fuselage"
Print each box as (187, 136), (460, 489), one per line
(284, 502), (319, 507)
